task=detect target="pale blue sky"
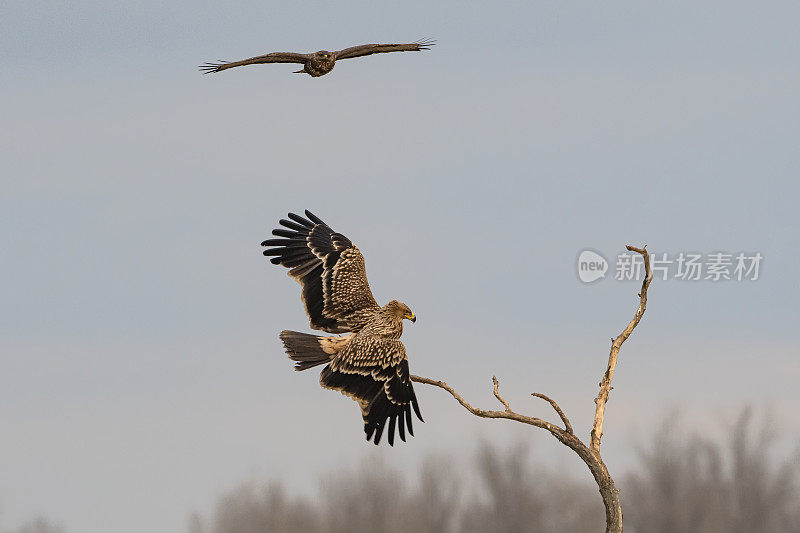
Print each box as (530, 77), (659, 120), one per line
(2, 2), (799, 531)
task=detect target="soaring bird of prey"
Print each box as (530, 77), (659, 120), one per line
(261, 210), (423, 446)
(200, 39), (434, 77)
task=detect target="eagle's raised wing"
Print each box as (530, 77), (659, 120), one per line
(334, 39), (435, 60)
(199, 51), (309, 74)
(320, 337), (423, 446)
(262, 210), (379, 333)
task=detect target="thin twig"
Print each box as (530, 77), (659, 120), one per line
(492, 375), (512, 412)
(531, 392), (574, 435)
(590, 244), (653, 454)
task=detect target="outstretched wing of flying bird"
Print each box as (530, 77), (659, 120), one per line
(334, 39), (435, 60)
(199, 52), (309, 74)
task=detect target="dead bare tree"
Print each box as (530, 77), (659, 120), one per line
(411, 244), (653, 533)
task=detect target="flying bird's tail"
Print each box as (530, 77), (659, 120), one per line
(280, 331), (352, 371)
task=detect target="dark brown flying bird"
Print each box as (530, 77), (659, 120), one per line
(200, 39), (434, 77)
(261, 210), (422, 446)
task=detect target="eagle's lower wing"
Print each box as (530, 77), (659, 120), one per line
(262, 210), (379, 333)
(199, 52), (309, 74)
(334, 39), (434, 60)
(320, 338), (423, 446)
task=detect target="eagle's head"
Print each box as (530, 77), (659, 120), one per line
(314, 51), (334, 62)
(386, 300), (416, 323)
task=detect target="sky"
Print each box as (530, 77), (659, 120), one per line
(2, 1), (799, 531)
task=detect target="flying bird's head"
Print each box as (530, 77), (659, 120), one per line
(305, 50), (336, 76)
(305, 51), (336, 76)
(386, 300), (416, 324)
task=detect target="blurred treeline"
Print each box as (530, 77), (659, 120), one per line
(190, 410), (800, 533)
(5, 411), (799, 533)
(2, 518), (64, 533)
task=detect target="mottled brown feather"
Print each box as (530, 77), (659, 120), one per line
(262, 210), (379, 333)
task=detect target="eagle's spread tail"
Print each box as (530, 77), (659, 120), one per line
(280, 330), (351, 371)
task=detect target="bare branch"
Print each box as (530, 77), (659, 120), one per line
(531, 392), (574, 435)
(590, 244), (653, 453)
(411, 373), (623, 532)
(410, 375), (568, 442)
(492, 375), (512, 412)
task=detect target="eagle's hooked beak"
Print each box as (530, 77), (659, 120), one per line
(404, 312), (416, 323)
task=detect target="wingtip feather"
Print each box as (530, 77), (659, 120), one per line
(304, 209), (325, 225)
